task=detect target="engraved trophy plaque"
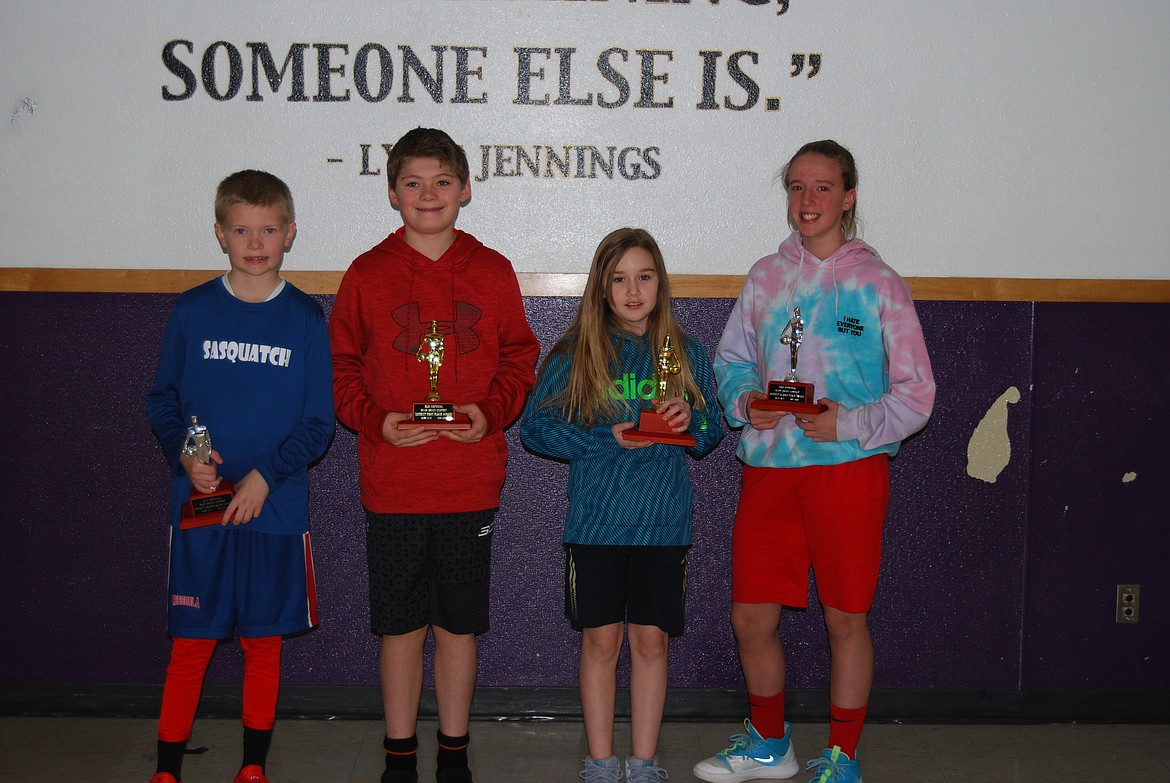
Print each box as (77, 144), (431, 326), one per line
(623, 334), (696, 446)
(179, 416), (235, 529)
(399, 320), (471, 430)
(751, 306), (827, 415)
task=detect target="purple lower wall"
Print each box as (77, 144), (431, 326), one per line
(0, 293), (1166, 693)
(1024, 303), (1170, 689)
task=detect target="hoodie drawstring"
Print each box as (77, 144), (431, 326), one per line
(787, 242), (842, 317)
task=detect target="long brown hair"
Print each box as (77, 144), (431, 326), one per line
(541, 227), (707, 425)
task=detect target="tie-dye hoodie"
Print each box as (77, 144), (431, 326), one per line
(714, 234), (935, 468)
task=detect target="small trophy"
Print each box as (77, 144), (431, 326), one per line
(623, 335), (696, 446)
(751, 307), (827, 414)
(399, 320), (471, 430)
(179, 416), (235, 529)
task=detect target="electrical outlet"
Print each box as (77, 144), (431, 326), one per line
(1116, 584), (1140, 624)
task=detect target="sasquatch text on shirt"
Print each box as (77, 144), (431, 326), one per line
(203, 340), (293, 367)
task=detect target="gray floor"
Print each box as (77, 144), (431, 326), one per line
(1, 716), (1167, 782)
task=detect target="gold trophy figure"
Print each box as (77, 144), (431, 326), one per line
(655, 334), (682, 403)
(179, 416), (235, 528)
(416, 320), (446, 402)
(401, 320), (471, 430)
(624, 334), (695, 446)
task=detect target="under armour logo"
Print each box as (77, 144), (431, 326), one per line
(391, 302), (482, 355)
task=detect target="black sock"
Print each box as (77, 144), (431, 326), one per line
(436, 731), (469, 772)
(385, 734), (419, 774)
(157, 739), (187, 779)
(242, 726), (273, 770)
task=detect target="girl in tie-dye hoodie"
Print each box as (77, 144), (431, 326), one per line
(694, 140), (935, 783)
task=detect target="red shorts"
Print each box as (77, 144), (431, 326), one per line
(731, 456), (889, 613)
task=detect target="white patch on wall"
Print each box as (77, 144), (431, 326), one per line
(1122, 472), (1137, 483)
(967, 387), (1021, 484)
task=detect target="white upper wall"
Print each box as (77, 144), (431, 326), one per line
(2, 0), (1168, 279)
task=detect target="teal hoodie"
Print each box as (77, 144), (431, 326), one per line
(520, 330), (723, 546)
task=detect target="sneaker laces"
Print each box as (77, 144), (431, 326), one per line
(579, 762), (621, 783)
(804, 752), (850, 783)
(626, 760), (669, 782)
(716, 724), (759, 761)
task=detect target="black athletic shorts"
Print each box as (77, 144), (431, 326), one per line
(564, 544), (688, 636)
(366, 508), (495, 636)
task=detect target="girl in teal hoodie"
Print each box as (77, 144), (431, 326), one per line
(521, 227), (722, 783)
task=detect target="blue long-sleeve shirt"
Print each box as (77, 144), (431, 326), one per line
(520, 330), (722, 546)
(145, 279), (335, 534)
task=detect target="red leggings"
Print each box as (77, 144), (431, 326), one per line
(157, 636), (283, 742)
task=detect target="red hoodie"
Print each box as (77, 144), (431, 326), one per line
(330, 228), (539, 514)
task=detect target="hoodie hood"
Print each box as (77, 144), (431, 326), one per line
(373, 226), (484, 270)
(774, 233), (882, 316)
(367, 228), (487, 384)
(776, 233), (879, 269)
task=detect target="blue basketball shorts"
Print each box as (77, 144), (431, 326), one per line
(167, 525), (318, 639)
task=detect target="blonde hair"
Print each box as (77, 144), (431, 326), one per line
(540, 227), (707, 426)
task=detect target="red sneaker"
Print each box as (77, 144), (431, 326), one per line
(149, 774), (178, 783)
(232, 764), (270, 783)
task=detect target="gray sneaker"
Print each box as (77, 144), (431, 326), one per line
(625, 756), (668, 782)
(580, 755), (622, 783)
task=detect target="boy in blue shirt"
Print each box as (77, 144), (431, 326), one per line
(145, 170), (335, 783)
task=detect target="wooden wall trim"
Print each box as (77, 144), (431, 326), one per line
(1, 268), (1168, 302)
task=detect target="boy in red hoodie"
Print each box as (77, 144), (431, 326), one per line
(329, 128), (539, 783)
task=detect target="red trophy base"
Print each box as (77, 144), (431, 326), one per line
(399, 401), (471, 431)
(623, 409), (696, 447)
(180, 481), (235, 529)
(750, 380), (828, 415)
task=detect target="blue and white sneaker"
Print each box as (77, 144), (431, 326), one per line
(624, 755), (668, 782)
(804, 746), (861, 783)
(580, 754), (622, 783)
(692, 720), (799, 781)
